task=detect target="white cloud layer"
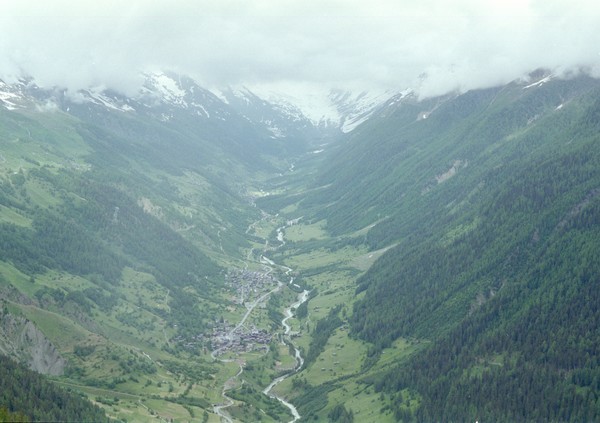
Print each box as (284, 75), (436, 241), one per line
(1, 0), (600, 97)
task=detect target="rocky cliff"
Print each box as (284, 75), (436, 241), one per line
(0, 312), (66, 376)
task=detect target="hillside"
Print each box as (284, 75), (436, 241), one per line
(0, 354), (110, 422)
(0, 74), (319, 421)
(265, 73), (600, 421)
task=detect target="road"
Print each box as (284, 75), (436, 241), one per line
(213, 211), (306, 422)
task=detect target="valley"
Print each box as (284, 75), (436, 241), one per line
(207, 186), (392, 423)
(1, 71), (599, 422)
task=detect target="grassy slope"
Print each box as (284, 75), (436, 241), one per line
(0, 103), (273, 421)
(269, 220), (422, 422)
(250, 151), (424, 421)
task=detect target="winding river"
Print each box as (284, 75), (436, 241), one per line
(213, 214), (308, 422)
(262, 289), (310, 422)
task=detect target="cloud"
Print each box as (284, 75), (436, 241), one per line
(1, 0), (600, 97)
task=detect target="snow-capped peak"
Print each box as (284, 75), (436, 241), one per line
(0, 79), (28, 110)
(329, 89), (397, 133)
(141, 72), (188, 107)
(211, 85), (315, 140)
(1, 72), (400, 139)
(237, 82), (398, 132)
(245, 84), (341, 126)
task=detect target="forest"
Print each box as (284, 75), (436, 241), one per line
(334, 78), (600, 421)
(0, 355), (110, 422)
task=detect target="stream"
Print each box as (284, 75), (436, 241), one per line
(262, 289), (310, 422)
(213, 214), (308, 422)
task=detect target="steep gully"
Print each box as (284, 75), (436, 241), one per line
(213, 217), (309, 422)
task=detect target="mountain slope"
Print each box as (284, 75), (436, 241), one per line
(287, 74), (600, 421)
(0, 75), (305, 421)
(214, 86), (322, 152)
(0, 354), (110, 422)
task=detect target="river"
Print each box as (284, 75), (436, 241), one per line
(262, 289), (310, 422)
(213, 213), (308, 422)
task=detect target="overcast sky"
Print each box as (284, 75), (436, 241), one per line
(1, 0), (600, 98)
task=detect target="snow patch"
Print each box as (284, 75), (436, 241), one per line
(0, 91), (19, 102)
(0, 82), (24, 110)
(191, 102), (210, 118)
(334, 89), (397, 133)
(388, 89), (413, 106)
(145, 73), (187, 106)
(262, 119), (285, 138)
(86, 89), (135, 112)
(341, 114), (370, 132)
(211, 89), (229, 104)
(230, 87), (255, 105)
(243, 83), (399, 132)
(523, 75), (553, 89)
(267, 125), (284, 138)
(35, 100), (59, 112)
(245, 82), (342, 125)
(0, 98), (18, 110)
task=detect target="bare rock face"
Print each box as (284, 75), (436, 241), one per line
(0, 313), (66, 376)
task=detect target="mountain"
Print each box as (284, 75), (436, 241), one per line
(0, 355), (110, 422)
(0, 72), (307, 421)
(1, 70), (599, 422)
(234, 83), (397, 133)
(327, 88), (401, 132)
(262, 72), (600, 421)
(212, 86), (322, 151)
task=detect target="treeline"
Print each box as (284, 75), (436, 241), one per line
(0, 212), (124, 283)
(304, 305), (343, 367)
(302, 76), (600, 242)
(350, 152), (600, 419)
(44, 167), (221, 287)
(0, 355), (111, 422)
(328, 404), (354, 422)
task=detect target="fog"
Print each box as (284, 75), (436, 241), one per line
(1, 0), (599, 97)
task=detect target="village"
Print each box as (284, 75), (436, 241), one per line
(210, 322), (272, 356)
(209, 268), (279, 355)
(172, 267), (279, 354)
(225, 268), (278, 305)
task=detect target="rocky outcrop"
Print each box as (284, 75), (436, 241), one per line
(0, 313), (66, 376)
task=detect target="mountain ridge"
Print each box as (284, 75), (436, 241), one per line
(1, 72), (398, 139)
